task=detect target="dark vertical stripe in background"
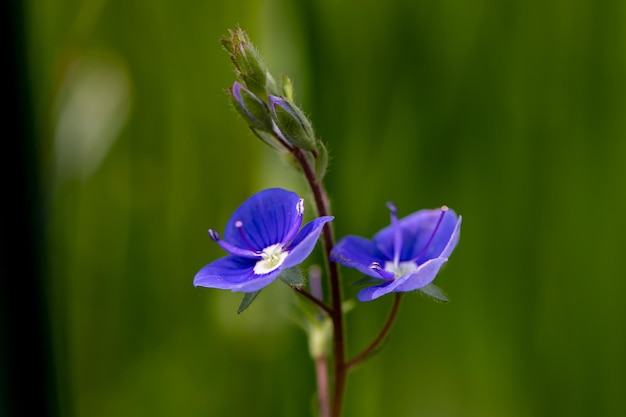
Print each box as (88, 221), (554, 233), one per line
(2, 1), (56, 417)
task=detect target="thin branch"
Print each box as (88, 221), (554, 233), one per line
(291, 286), (333, 317)
(347, 293), (403, 371)
(290, 147), (347, 417)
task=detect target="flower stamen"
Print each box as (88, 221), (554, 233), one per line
(208, 229), (220, 241)
(282, 198), (305, 244)
(208, 228), (259, 259)
(235, 220), (260, 252)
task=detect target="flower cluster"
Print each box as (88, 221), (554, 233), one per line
(221, 27), (327, 165)
(194, 26), (463, 417)
(195, 27), (462, 306)
(195, 191), (461, 301)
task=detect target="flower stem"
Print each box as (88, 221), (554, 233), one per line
(347, 293), (403, 370)
(291, 147), (347, 417)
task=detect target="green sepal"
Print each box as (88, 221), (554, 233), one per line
(230, 87), (273, 132)
(272, 98), (317, 151)
(418, 283), (449, 303)
(237, 290), (261, 314)
(279, 267), (305, 287)
(221, 27), (277, 100)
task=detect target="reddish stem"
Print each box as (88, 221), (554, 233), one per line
(347, 293), (403, 370)
(291, 148), (347, 417)
(292, 286), (333, 317)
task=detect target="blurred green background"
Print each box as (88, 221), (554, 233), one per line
(18, 0), (626, 415)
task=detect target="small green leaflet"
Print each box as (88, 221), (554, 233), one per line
(237, 290), (261, 314)
(279, 267), (305, 287)
(418, 283), (449, 303)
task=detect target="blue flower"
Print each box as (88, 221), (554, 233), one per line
(194, 188), (333, 292)
(331, 203), (461, 302)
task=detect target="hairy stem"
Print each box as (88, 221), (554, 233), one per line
(291, 148), (347, 417)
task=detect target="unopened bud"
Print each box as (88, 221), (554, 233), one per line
(269, 95), (316, 152)
(230, 82), (273, 132)
(220, 27), (277, 99)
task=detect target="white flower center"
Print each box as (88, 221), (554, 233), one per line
(253, 243), (289, 275)
(383, 260), (418, 279)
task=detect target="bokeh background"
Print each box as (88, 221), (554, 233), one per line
(6, 0), (626, 416)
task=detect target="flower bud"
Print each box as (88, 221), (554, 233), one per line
(230, 82), (273, 132)
(220, 27), (277, 99)
(269, 95), (317, 152)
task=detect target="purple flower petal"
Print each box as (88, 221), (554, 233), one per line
(283, 216), (334, 269)
(439, 216), (462, 259)
(393, 257), (449, 292)
(330, 235), (386, 278)
(357, 282), (394, 302)
(356, 217), (461, 301)
(357, 257), (448, 300)
(194, 188), (333, 297)
(373, 208), (459, 263)
(194, 255), (281, 292)
(223, 188), (301, 250)
(337, 203), (462, 302)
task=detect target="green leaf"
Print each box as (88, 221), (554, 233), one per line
(237, 290), (261, 314)
(418, 283), (449, 303)
(353, 275), (385, 287)
(279, 267), (304, 286)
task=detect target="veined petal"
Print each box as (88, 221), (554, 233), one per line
(439, 216), (462, 259)
(373, 208), (459, 262)
(282, 216), (334, 269)
(356, 257), (449, 301)
(223, 188), (302, 250)
(194, 255), (280, 292)
(330, 235), (386, 278)
(373, 209), (433, 260)
(194, 256), (256, 287)
(357, 282), (394, 302)
(229, 270), (282, 292)
(409, 209), (459, 263)
(393, 257), (449, 292)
